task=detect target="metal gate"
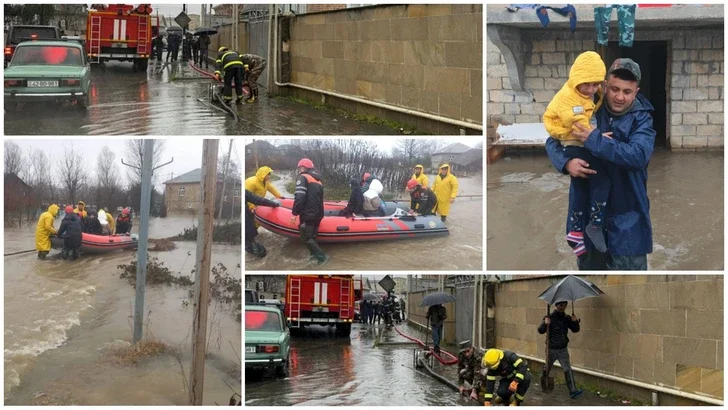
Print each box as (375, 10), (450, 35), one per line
(246, 19), (270, 90)
(455, 286), (475, 344)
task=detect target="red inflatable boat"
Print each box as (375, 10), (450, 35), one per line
(254, 199), (448, 243)
(51, 233), (138, 254)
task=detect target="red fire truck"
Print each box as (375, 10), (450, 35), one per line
(85, 4), (156, 70)
(285, 275), (361, 337)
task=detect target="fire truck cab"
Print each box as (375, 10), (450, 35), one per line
(285, 275), (358, 337)
(85, 4), (155, 70)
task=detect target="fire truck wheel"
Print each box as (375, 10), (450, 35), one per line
(135, 59), (149, 71)
(335, 323), (352, 338)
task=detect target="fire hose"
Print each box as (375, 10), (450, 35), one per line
(394, 326), (458, 365)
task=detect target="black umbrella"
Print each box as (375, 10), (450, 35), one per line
(193, 27), (218, 36)
(420, 291), (456, 307)
(165, 26), (183, 34)
(538, 275), (605, 307)
(362, 293), (380, 301)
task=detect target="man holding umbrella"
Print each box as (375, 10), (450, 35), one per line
(421, 291), (455, 355)
(538, 301), (583, 399)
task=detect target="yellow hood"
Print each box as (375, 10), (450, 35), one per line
(438, 164), (451, 176)
(48, 204), (59, 217)
(566, 51), (606, 91)
(255, 166), (273, 182)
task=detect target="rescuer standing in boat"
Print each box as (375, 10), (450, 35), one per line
(289, 158), (328, 264)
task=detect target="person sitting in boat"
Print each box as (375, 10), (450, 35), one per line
(116, 208), (133, 234)
(103, 207), (115, 234)
(245, 166), (283, 210)
(406, 179), (438, 216)
(361, 172), (381, 193)
(340, 178), (364, 217)
(362, 179), (385, 217)
(97, 208), (110, 235)
(245, 189), (281, 258)
(57, 205), (83, 260)
(84, 210), (103, 235)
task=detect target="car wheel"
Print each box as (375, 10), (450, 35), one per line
(77, 93), (90, 110)
(276, 352), (289, 378)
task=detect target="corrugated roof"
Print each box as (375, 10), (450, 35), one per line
(164, 168), (201, 184)
(433, 142), (471, 155)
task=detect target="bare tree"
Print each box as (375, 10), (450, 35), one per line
(393, 139), (424, 162)
(96, 146), (120, 206)
(123, 139), (167, 184)
(4, 141), (25, 176)
(58, 145), (87, 204)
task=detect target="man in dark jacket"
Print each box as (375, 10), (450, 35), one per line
(214, 47), (245, 105)
(546, 58), (655, 270)
(457, 340), (484, 401)
(482, 349), (532, 406)
(57, 205), (83, 260)
(239, 53), (267, 103)
(426, 303), (447, 354)
(290, 158), (327, 264)
(340, 178), (364, 217)
(245, 189), (280, 257)
(406, 179), (438, 216)
(538, 301), (582, 399)
(84, 211), (103, 235)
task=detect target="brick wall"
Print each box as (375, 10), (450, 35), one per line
(288, 4), (483, 125)
(494, 275), (724, 402)
(307, 4), (347, 13)
(165, 183), (200, 214)
(487, 28), (724, 150)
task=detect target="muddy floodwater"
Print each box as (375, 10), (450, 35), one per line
(4, 61), (398, 136)
(246, 173), (483, 270)
(487, 150), (724, 270)
(4, 216), (241, 405)
(246, 323), (622, 406)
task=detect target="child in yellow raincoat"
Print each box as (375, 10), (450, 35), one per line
(543, 51), (610, 257)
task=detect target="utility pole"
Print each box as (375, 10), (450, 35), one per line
(229, 177), (236, 221)
(253, 139), (259, 170)
(188, 139), (219, 405)
(217, 139), (234, 220)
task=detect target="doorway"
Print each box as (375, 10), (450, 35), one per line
(600, 41), (669, 148)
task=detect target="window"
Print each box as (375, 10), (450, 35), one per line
(448, 155), (455, 162)
(178, 187), (185, 196)
(245, 311), (282, 332)
(233, 188), (240, 198)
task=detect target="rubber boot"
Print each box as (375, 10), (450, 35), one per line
(37, 251), (48, 259)
(509, 396), (520, 406)
(565, 370), (583, 399)
(494, 396), (504, 405)
(441, 215), (447, 222)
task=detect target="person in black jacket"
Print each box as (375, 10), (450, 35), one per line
(290, 158), (327, 264)
(537, 301), (583, 399)
(340, 178), (364, 217)
(57, 205), (83, 260)
(406, 179), (438, 216)
(214, 47), (245, 104)
(83, 211), (103, 235)
(245, 189), (280, 258)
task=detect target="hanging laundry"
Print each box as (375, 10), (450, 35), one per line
(594, 5), (636, 47)
(536, 5), (578, 32)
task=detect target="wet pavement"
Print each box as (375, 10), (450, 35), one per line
(246, 172), (483, 271)
(246, 322), (624, 406)
(487, 150), (724, 270)
(5, 216), (241, 405)
(4, 59), (401, 136)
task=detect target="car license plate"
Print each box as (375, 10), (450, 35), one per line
(246, 346), (256, 353)
(28, 80), (58, 87)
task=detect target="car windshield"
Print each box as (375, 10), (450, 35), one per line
(11, 46), (83, 66)
(246, 311), (282, 332)
(10, 27), (58, 44)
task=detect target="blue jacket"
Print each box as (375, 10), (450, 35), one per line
(545, 93), (656, 256)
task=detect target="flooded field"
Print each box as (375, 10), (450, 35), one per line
(4, 216), (241, 405)
(487, 150), (724, 270)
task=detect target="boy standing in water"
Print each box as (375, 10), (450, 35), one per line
(543, 51), (610, 258)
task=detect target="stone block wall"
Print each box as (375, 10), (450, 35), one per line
(165, 183), (201, 213)
(487, 28), (724, 149)
(494, 275), (724, 401)
(288, 4), (483, 125)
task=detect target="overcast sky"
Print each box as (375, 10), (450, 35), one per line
(243, 137), (481, 155)
(8, 138), (240, 191)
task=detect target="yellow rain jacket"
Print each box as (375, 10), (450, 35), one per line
(73, 201), (88, 218)
(432, 165), (459, 217)
(411, 165), (429, 188)
(106, 212), (115, 234)
(35, 204), (59, 252)
(245, 166), (282, 210)
(543, 51), (606, 146)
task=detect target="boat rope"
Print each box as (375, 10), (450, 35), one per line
(4, 249), (36, 257)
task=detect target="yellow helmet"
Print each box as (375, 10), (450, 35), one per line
(218, 46), (228, 53)
(483, 349), (504, 369)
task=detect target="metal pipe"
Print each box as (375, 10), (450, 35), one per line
(517, 354), (724, 406)
(478, 277), (484, 348)
(271, 15), (482, 132)
(471, 275), (478, 345)
(418, 356), (459, 391)
(266, 4), (273, 94)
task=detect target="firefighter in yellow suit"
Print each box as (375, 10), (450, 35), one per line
(432, 164), (459, 222)
(35, 204), (59, 259)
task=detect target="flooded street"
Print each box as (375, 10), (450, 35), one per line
(246, 173), (483, 270)
(246, 323), (623, 406)
(4, 216), (241, 405)
(487, 150), (724, 270)
(4, 61), (398, 136)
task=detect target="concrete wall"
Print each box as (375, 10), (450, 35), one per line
(494, 275), (724, 402)
(210, 22), (248, 56)
(487, 28), (724, 150)
(408, 288), (457, 345)
(287, 4), (483, 130)
(165, 183), (200, 214)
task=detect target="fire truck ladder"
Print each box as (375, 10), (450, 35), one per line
(340, 279), (351, 320)
(289, 278), (302, 328)
(89, 15), (102, 63)
(137, 17), (149, 56)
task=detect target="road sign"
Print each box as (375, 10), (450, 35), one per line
(378, 275), (395, 293)
(175, 12), (191, 29)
